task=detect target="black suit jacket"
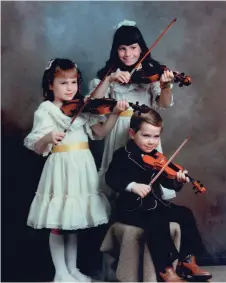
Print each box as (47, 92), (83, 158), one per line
(105, 140), (183, 212)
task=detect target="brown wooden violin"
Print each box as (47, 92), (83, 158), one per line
(130, 64), (191, 87)
(121, 137), (206, 212)
(126, 18), (191, 87)
(61, 98), (151, 117)
(122, 150), (207, 212)
(142, 150), (206, 194)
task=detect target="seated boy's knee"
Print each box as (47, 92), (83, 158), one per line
(170, 222), (180, 231)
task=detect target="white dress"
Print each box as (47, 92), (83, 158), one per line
(24, 101), (111, 230)
(89, 76), (176, 200)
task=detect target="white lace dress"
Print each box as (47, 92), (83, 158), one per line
(24, 101), (110, 230)
(89, 76), (176, 200)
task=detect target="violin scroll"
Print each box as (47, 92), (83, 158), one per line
(173, 71), (191, 87)
(162, 66), (191, 87)
(192, 179), (206, 194)
(130, 101), (151, 116)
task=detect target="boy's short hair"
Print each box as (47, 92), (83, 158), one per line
(130, 109), (163, 133)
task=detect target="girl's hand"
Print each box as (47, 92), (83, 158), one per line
(176, 170), (190, 183)
(45, 131), (65, 145)
(131, 183), (152, 198)
(109, 71), (131, 84)
(160, 70), (174, 87)
(112, 100), (129, 114)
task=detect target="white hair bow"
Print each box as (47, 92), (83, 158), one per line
(45, 59), (55, 70)
(45, 59), (78, 70)
(114, 20), (136, 30)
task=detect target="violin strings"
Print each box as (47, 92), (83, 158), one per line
(150, 137), (190, 186)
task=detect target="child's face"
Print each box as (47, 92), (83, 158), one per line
(50, 69), (78, 104)
(129, 121), (161, 153)
(117, 43), (141, 66)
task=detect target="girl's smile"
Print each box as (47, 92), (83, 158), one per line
(118, 43), (141, 66)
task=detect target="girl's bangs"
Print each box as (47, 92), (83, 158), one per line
(115, 27), (141, 47)
(54, 67), (78, 78)
(117, 33), (140, 47)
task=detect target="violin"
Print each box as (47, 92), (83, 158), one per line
(130, 64), (191, 87)
(142, 150), (206, 194)
(125, 18), (191, 87)
(61, 98), (151, 117)
(120, 140), (206, 212)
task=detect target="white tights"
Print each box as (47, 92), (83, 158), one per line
(49, 231), (90, 282)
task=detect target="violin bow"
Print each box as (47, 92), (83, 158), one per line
(148, 136), (190, 186)
(64, 67), (113, 133)
(130, 18), (177, 77)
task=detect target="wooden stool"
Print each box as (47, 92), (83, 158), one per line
(100, 222), (181, 282)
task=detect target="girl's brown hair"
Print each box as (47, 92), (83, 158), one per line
(42, 58), (82, 101)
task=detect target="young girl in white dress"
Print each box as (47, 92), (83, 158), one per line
(89, 20), (176, 200)
(24, 58), (129, 282)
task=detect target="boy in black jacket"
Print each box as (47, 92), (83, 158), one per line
(105, 109), (211, 282)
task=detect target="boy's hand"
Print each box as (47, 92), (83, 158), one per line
(131, 183), (152, 198)
(45, 131), (65, 145)
(113, 100), (129, 114)
(176, 170), (190, 183)
(109, 71), (131, 84)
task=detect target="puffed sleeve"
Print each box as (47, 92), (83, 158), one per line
(24, 108), (55, 156)
(83, 113), (107, 140)
(149, 81), (174, 110)
(88, 78), (111, 98)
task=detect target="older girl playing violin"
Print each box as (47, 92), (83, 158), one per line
(89, 20), (175, 200)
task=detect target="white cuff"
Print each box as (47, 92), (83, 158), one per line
(126, 182), (136, 192)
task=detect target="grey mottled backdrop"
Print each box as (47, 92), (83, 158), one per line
(2, 1), (226, 281)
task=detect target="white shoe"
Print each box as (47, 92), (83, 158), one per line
(69, 268), (92, 282)
(54, 273), (78, 282)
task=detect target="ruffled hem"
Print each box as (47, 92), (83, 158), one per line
(27, 218), (109, 230)
(27, 191), (111, 230)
